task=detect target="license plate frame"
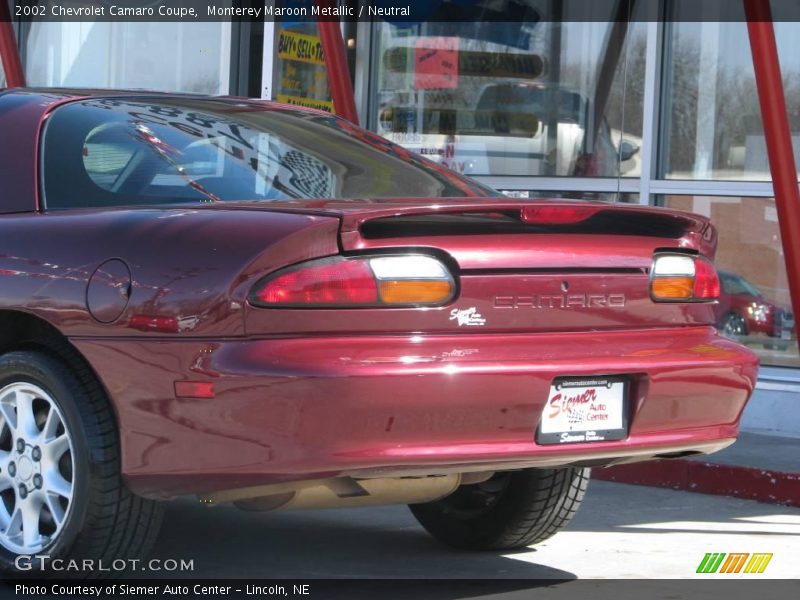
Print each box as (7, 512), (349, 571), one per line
(536, 376), (629, 445)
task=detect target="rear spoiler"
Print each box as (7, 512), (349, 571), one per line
(210, 197), (717, 260)
(328, 199), (716, 258)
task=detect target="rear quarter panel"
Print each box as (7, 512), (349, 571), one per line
(0, 208), (340, 337)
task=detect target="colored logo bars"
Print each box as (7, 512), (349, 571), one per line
(697, 553), (773, 574)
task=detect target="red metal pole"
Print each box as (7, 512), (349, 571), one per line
(745, 0), (800, 352)
(315, 2), (359, 124)
(0, 1), (25, 87)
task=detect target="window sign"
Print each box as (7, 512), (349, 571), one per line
(273, 22), (334, 113)
(414, 37), (459, 89)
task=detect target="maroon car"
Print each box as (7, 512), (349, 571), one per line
(716, 271), (787, 339)
(0, 89), (758, 573)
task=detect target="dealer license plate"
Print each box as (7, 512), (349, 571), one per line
(536, 377), (628, 444)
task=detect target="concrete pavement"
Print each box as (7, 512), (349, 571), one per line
(147, 480), (800, 579)
(595, 432), (800, 506)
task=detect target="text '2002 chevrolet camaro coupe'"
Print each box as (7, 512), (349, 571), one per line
(0, 89), (757, 572)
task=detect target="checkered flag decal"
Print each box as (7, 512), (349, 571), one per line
(278, 149), (334, 198)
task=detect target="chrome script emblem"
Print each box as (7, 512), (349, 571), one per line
(494, 294), (627, 309)
(449, 307), (487, 326)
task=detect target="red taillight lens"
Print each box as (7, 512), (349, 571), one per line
(252, 259), (378, 306)
(250, 255), (456, 308)
(520, 205), (601, 225)
(693, 257), (721, 299)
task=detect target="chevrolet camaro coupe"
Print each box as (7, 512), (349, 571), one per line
(0, 89), (758, 572)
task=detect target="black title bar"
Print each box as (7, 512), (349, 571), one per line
(4, 0), (800, 23)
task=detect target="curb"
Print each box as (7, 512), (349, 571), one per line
(592, 459), (800, 508)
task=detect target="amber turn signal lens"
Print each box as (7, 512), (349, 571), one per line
(651, 276), (694, 300)
(378, 280), (454, 305)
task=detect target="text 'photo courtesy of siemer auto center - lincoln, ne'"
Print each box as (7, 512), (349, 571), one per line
(0, 0), (799, 597)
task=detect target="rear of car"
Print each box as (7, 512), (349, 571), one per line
(232, 200), (756, 469)
(0, 92), (758, 572)
(69, 200), (757, 554)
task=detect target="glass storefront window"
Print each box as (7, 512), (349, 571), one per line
(24, 22), (231, 94)
(661, 195), (798, 368)
(662, 19), (800, 181)
(371, 3), (644, 179)
(270, 21), (334, 112)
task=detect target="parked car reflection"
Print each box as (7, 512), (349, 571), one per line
(715, 271), (793, 342)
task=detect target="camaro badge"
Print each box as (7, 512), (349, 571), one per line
(449, 307), (486, 327)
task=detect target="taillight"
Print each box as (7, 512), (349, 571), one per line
(249, 255), (456, 308)
(650, 253), (720, 302)
(692, 256), (721, 299)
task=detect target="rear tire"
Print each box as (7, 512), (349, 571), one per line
(0, 350), (163, 577)
(410, 467), (589, 551)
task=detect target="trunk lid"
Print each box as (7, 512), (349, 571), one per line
(236, 198), (719, 335)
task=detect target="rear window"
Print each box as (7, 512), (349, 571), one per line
(42, 98), (498, 210)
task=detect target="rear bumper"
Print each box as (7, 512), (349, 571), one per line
(73, 326), (758, 498)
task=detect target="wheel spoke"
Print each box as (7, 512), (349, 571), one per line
(44, 434), (70, 462)
(21, 498), (43, 549)
(4, 505), (22, 541)
(15, 390), (40, 439)
(44, 470), (72, 500)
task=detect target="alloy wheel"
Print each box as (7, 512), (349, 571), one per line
(0, 382), (75, 554)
